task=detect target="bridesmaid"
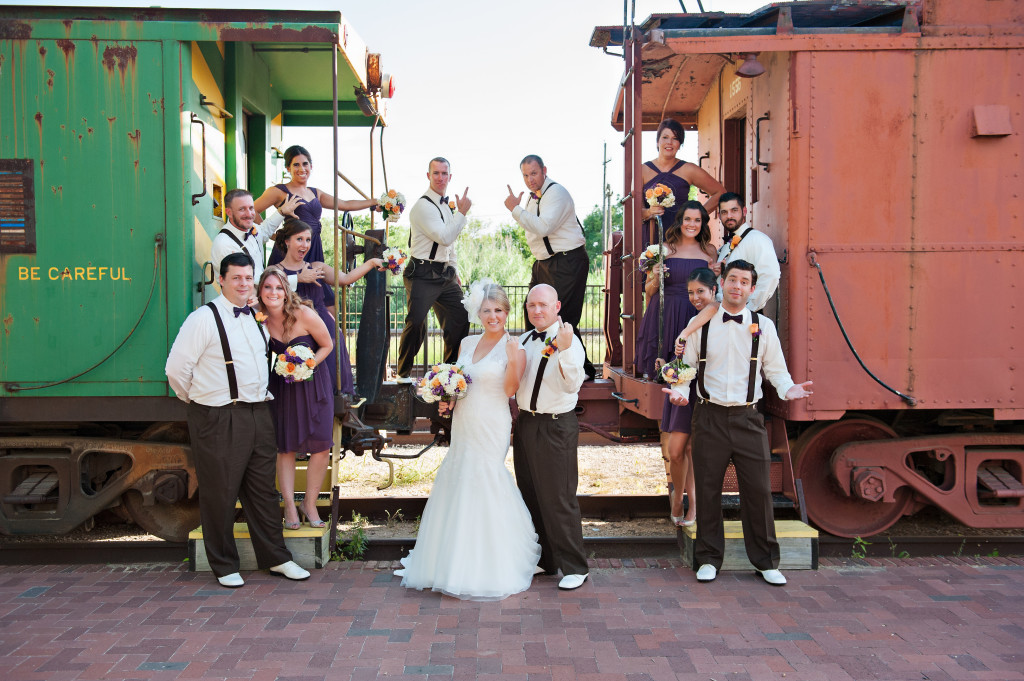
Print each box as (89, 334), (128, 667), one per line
(257, 266), (334, 529)
(254, 144), (379, 313)
(635, 201), (716, 526)
(641, 118), (725, 250)
(271, 217), (382, 395)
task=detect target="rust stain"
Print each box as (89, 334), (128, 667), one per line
(56, 39), (75, 60)
(91, 35), (100, 54)
(3, 314), (13, 337)
(217, 23), (337, 43)
(46, 68), (54, 89)
(134, 160), (139, 170)
(38, 44), (47, 57)
(34, 112), (43, 131)
(63, 20), (73, 31)
(0, 22), (31, 40)
(87, 127), (94, 134)
(128, 129), (141, 148)
(107, 116), (116, 124)
(101, 44), (138, 86)
(50, 185), (63, 196)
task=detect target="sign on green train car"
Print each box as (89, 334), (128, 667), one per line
(18, 266), (132, 281)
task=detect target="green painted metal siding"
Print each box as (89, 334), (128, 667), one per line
(0, 38), (172, 396)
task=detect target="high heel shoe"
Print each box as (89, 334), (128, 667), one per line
(283, 515), (301, 531)
(300, 507), (326, 529)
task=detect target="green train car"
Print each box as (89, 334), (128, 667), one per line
(0, 6), (391, 540)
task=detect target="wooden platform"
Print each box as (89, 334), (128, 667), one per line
(187, 523), (330, 572)
(680, 519), (818, 570)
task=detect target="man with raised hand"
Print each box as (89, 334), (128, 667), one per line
(166, 251), (310, 588)
(514, 284), (589, 590)
(664, 259), (813, 586)
(505, 155), (596, 380)
(396, 157), (471, 381)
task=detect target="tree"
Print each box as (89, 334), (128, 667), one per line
(582, 201), (623, 271)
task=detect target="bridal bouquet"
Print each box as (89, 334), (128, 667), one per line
(381, 247), (408, 275)
(274, 345), (316, 383)
(379, 189), (406, 223)
(661, 356), (697, 391)
(638, 243), (668, 272)
(418, 363), (472, 403)
(645, 183), (675, 209)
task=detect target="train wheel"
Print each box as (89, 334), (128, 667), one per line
(123, 490), (200, 542)
(794, 418), (914, 538)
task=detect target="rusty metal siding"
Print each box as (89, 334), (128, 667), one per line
(0, 37), (169, 395)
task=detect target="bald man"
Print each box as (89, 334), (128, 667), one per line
(513, 284), (588, 590)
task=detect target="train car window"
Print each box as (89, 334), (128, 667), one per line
(0, 159), (37, 254)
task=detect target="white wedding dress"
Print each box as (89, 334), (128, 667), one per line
(399, 333), (542, 600)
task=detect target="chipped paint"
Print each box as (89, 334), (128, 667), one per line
(0, 21), (31, 40)
(101, 44), (137, 87)
(46, 68), (55, 89)
(216, 23), (337, 44)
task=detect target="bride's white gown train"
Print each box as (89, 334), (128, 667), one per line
(399, 334), (542, 600)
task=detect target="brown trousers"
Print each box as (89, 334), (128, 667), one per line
(513, 410), (588, 576)
(526, 246), (596, 379)
(397, 264), (469, 377)
(691, 400), (779, 571)
(187, 401), (292, 577)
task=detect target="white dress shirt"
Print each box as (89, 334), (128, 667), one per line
(511, 178), (585, 260)
(211, 210), (296, 289)
(676, 307), (795, 406)
(716, 225), (781, 312)
(515, 321), (586, 414)
(165, 295), (272, 406)
(407, 187), (465, 268)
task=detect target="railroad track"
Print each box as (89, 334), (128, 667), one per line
(3, 495), (1022, 565)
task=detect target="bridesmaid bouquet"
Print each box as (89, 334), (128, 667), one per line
(381, 247), (408, 275)
(638, 243), (669, 272)
(417, 363), (472, 403)
(274, 345), (316, 383)
(378, 189), (406, 222)
(661, 357), (697, 387)
(645, 183), (675, 209)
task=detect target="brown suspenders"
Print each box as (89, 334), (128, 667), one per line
(531, 182), (585, 257)
(411, 195), (444, 260)
(695, 312), (761, 405)
(206, 303), (269, 403)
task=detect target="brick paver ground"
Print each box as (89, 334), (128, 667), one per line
(1, 556), (1022, 681)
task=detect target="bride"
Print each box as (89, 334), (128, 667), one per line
(396, 280), (542, 600)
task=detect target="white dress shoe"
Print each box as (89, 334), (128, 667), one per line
(395, 376), (413, 384)
(533, 565), (546, 575)
(758, 568), (787, 586)
(217, 572), (244, 588)
(269, 561), (310, 581)
(695, 564), (717, 582)
(557, 573), (588, 590)
(393, 568), (406, 577)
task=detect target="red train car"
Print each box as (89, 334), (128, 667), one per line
(593, 0), (1024, 536)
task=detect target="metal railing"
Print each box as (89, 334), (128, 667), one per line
(342, 284), (606, 376)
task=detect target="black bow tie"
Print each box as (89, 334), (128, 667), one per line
(526, 330), (547, 342)
(233, 306), (252, 317)
(722, 312), (743, 323)
(439, 196), (449, 205)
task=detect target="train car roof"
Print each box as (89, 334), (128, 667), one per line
(0, 5), (387, 127)
(591, 0), (921, 131)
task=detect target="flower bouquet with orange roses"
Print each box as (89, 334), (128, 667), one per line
(274, 345), (316, 383)
(644, 183), (675, 210)
(381, 247), (408, 275)
(378, 189), (406, 223)
(417, 363), (472, 403)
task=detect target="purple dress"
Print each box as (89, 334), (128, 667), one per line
(635, 257), (706, 434)
(267, 184), (335, 307)
(268, 335), (334, 454)
(280, 265), (354, 395)
(642, 160), (691, 250)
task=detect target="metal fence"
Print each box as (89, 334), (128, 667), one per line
(341, 284), (606, 376)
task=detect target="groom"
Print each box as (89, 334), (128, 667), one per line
(513, 284), (589, 590)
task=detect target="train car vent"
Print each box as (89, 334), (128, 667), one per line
(0, 159), (37, 254)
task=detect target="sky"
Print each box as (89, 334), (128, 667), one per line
(40, 0), (771, 227)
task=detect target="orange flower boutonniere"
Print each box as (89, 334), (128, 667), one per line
(730, 234), (741, 249)
(749, 323), (761, 338)
(255, 311), (268, 324)
(449, 200), (458, 214)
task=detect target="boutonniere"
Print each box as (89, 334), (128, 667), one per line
(730, 234), (741, 249)
(541, 337), (558, 358)
(255, 311), (268, 324)
(448, 200), (458, 214)
(250, 227), (259, 238)
(749, 323), (761, 338)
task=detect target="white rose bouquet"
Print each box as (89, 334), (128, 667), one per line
(274, 345), (316, 383)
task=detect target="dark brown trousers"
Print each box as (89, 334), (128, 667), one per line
(526, 246), (596, 378)
(186, 401), (292, 577)
(691, 400), (779, 571)
(397, 265), (469, 377)
(513, 410), (588, 576)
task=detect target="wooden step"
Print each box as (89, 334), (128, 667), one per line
(187, 522), (330, 571)
(680, 519), (818, 570)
